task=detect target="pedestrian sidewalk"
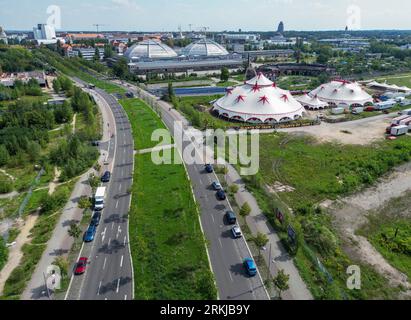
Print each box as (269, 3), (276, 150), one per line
(225, 164), (313, 300)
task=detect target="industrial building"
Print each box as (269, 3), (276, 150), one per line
(181, 39), (229, 57)
(125, 40), (178, 61)
(257, 63), (334, 80)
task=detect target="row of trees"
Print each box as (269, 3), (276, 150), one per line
(0, 78), (42, 101)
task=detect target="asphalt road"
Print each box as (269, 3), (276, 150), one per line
(65, 81), (134, 300)
(120, 82), (269, 300)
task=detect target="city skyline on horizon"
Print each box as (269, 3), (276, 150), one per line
(1, 0), (411, 33)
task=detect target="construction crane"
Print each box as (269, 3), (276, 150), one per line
(93, 24), (107, 33)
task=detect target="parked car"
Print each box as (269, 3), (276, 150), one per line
(365, 106), (376, 112)
(231, 226), (242, 239)
(84, 225), (96, 242)
(74, 257), (88, 275)
(101, 171), (111, 183)
(243, 258), (257, 277)
(216, 189), (226, 201)
(205, 164), (214, 173)
(225, 211), (237, 225)
(91, 212), (101, 227)
(211, 182), (222, 191)
(91, 141), (100, 147)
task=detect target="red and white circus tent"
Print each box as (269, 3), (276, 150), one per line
(297, 94), (329, 110)
(212, 73), (305, 124)
(309, 80), (374, 108)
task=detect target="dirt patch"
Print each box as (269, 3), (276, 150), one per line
(0, 213), (39, 295)
(327, 162), (411, 297)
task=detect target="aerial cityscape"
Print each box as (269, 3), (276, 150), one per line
(1, 0), (411, 312)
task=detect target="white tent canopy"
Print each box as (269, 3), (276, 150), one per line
(213, 73), (305, 124)
(310, 80), (374, 107)
(297, 94), (329, 110)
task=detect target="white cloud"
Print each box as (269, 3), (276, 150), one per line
(111, 0), (141, 11)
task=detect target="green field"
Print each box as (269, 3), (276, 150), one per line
(123, 98), (217, 300)
(119, 98), (169, 150)
(376, 73), (411, 88)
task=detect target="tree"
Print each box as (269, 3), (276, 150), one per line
(0, 144), (10, 166)
(273, 269), (290, 299)
(113, 57), (129, 79)
(93, 47), (100, 62)
(253, 232), (269, 258)
(53, 78), (61, 94)
(53, 256), (69, 278)
(104, 45), (113, 59)
(68, 222), (82, 239)
(240, 202), (252, 217)
(220, 67), (230, 82)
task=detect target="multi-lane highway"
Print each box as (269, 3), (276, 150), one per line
(65, 81), (134, 300)
(118, 82), (269, 300)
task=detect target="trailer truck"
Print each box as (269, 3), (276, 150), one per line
(391, 125), (409, 137)
(94, 187), (106, 211)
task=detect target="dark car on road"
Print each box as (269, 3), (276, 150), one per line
(84, 224), (96, 242)
(91, 212), (101, 226)
(216, 189), (226, 201)
(74, 257), (88, 275)
(225, 211), (237, 225)
(205, 164), (214, 173)
(243, 258), (257, 277)
(101, 171), (111, 183)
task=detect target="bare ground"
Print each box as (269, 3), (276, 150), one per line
(325, 162), (411, 298)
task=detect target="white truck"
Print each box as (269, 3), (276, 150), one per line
(391, 125), (409, 137)
(94, 187), (106, 211)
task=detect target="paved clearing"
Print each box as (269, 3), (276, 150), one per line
(278, 113), (396, 145)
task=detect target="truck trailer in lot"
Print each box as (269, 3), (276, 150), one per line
(392, 115), (411, 126)
(94, 187), (106, 211)
(391, 125), (409, 137)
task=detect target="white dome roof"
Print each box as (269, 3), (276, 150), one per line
(125, 40), (177, 60)
(213, 73), (305, 123)
(297, 94), (328, 110)
(182, 39), (229, 57)
(309, 80), (373, 106)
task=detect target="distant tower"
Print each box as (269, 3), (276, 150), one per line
(0, 26), (8, 45)
(277, 21), (285, 34)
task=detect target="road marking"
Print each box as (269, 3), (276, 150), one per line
(116, 226), (122, 239)
(120, 255), (124, 268)
(123, 236), (127, 246)
(124, 295), (127, 300)
(116, 279), (121, 293)
(115, 201), (119, 209)
(218, 238), (223, 248)
(98, 281), (102, 295)
(103, 257), (107, 270)
(112, 222), (115, 230)
(101, 227), (107, 243)
(211, 214), (215, 223)
(108, 238), (111, 246)
(119, 183), (122, 191)
(228, 272), (234, 282)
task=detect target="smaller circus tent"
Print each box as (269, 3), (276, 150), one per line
(297, 94), (328, 110)
(309, 80), (374, 108)
(212, 73), (305, 124)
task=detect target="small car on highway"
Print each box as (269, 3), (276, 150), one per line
(231, 226), (243, 239)
(225, 211), (237, 225)
(84, 224), (97, 242)
(216, 189), (226, 201)
(211, 181), (222, 191)
(91, 212), (102, 227)
(205, 164), (214, 173)
(101, 171), (111, 183)
(74, 257), (88, 275)
(243, 258), (257, 277)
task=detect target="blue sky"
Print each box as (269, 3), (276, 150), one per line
(1, 0), (411, 31)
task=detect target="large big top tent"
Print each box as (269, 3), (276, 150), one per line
(213, 73), (305, 124)
(309, 80), (373, 107)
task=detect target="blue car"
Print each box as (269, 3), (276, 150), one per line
(84, 224), (96, 242)
(205, 164), (214, 173)
(243, 258), (257, 277)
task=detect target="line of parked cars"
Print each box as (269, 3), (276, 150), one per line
(204, 164), (257, 277)
(76, 170), (111, 275)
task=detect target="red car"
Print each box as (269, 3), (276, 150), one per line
(74, 257), (88, 275)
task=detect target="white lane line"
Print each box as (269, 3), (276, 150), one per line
(119, 184), (122, 192)
(112, 222), (115, 230)
(116, 279), (121, 293)
(97, 281), (102, 295)
(103, 257), (107, 270)
(228, 272), (234, 282)
(108, 238), (111, 246)
(211, 214), (215, 223)
(115, 201), (119, 209)
(101, 227), (107, 243)
(116, 226), (122, 239)
(124, 295), (127, 300)
(120, 255), (124, 268)
(123, 236), (127, 246)
(218, 238), (223, 248)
